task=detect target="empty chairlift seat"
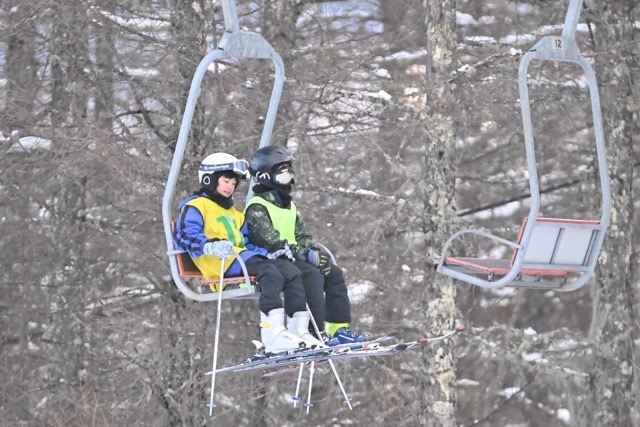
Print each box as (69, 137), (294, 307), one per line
(438, 217), (604, 290)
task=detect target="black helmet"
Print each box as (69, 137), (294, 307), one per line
(249, 145), (295, 189)
(249, 146), (293, 175)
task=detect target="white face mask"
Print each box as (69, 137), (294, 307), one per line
(274, 168), (294, 185)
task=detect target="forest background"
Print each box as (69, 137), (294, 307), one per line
(1, 0), (638, 426)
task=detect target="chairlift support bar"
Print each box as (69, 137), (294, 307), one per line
(162, 0), (285, 302)
(436, 0), (611, 291)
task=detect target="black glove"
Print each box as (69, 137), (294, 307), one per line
(305, 248), (332, 276)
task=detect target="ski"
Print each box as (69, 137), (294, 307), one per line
(309, 325), (465, 361)
(263, 325), (465, 376)
(214, 327), (463, 375)
(212, 336), (393, 375)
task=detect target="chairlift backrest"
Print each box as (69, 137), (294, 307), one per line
(512, 218), (600, 269)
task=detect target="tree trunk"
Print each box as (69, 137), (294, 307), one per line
(3, 4), (37, 132)
(417, 1), (458, 425)
(49, 1), (90, 129)
(579, 1), (638, 425)
(94, 5), (115, 131)
(169, 0), (208, 153)
(260, 0), (303, 148)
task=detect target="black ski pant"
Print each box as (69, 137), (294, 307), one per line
(294, 259), (351, 332)
(243, 256), (306, 316)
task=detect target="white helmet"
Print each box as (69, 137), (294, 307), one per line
(198, 152), (249, 186)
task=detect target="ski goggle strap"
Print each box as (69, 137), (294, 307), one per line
(199, 159), (249, 178)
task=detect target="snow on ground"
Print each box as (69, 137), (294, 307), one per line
(472, 199), (521, 220)
(522, 351), (548, 364)
(7, 136), (52, 153)
(557, 408), (571, 424)
(501, 23), (592, 45)
(125, 67), (160, 78)
(499, 386), (521, 399)
(457, 12), (478, 26)
(377, 49), (427, 63)
(348, 280), (375, 304)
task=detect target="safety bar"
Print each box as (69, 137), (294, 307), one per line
(436, 229), (525, 289)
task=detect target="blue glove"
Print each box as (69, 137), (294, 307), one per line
(306, 248), (332, 275)
(203, 240), (234, 259)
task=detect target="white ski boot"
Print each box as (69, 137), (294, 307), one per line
(260, 308), (305, 353)
(287, 311), (324, 349)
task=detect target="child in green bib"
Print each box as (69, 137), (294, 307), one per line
(245, 146), (366, 345)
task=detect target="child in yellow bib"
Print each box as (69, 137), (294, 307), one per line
(174, 152), (318, 353)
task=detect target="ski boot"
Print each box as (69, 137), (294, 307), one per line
(260, 308), (305, 354)
(287, 311), (324, 349)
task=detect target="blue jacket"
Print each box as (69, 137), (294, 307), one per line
(174, 191), (267, 277)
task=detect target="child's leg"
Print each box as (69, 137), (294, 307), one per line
(243, 256), (285, 315)
(323, 264), (351, 324)
(293, 259), (326, 332)
(271, 258), (306, 316)
(243, 257), (309, 352)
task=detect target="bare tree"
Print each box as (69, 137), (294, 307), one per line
(578, 1), (638, 424)
(415, 0), (458, 425)
(2, 2), (38, 133)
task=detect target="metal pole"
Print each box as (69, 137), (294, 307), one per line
(207, 258), (227, 414)
(561, 0), (584, 41)
(292, 363), (304, 407)
(306, 304), (353, 410)
(305, 362), (315, 414)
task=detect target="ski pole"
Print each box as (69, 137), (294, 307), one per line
(207, 257), (226, 415)
(305, 304), (352, 410)
(292, 363), (304, 407)
(305, 361), (315, 414)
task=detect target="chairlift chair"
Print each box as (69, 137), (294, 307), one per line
(160, 1), (353, 412)
(436, 0), (611, 292)
(162, 0), (284, 303)
(159, 0), (287, 413)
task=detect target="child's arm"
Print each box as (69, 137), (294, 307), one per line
(294, 212), (315, 249)
(244, 204), (288, 252)
(174, 206), (209, 258)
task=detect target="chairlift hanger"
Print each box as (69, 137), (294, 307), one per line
(436, 0), (611, 292)
(161, 0), (284, 303)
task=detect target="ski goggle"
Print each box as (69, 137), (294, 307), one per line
(199, 159), (249, 178)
